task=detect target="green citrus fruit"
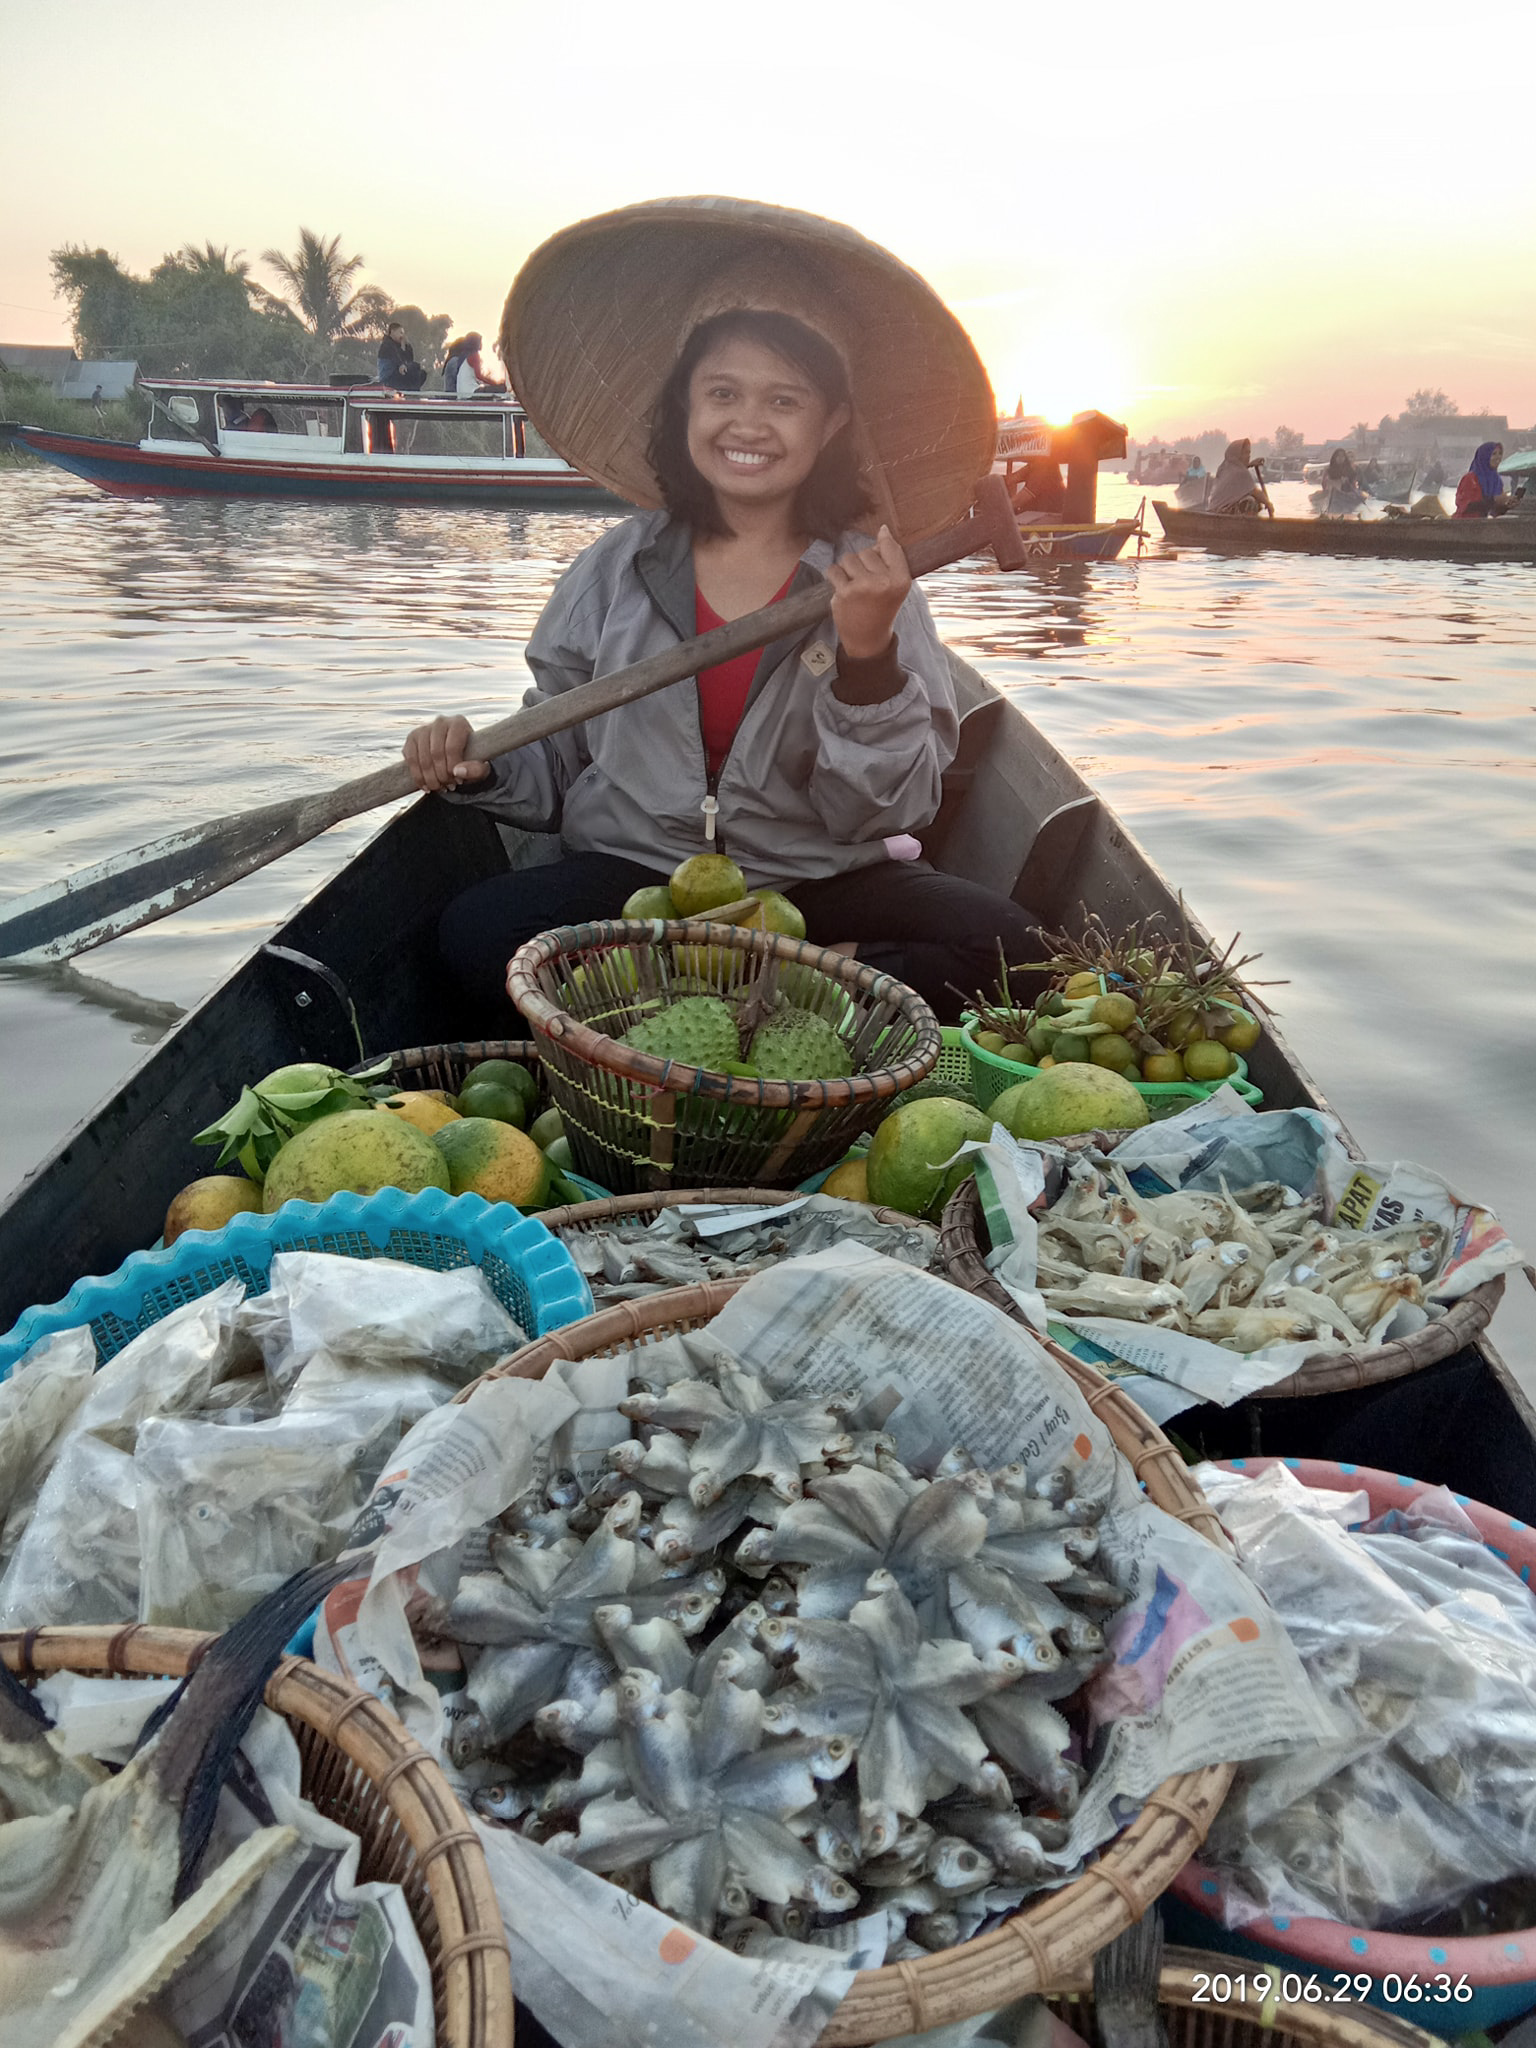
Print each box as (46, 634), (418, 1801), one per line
(1141, 1051), (1187, 1084)
(1063, 971), (1102, 999)
(1091, 992), (1138, 1034)
(455, 1080), (528, 1127)
(163, 1175), (262, 1246)
(744, 889), (807, 941)
(1000, 1043), (1034, 1064)
(1184, 1039), (1235, 1082)
(622, 884), (678, 920)
(529, 1107), (565, 1150)
(459, 1059), (538, 1111)
(865, 1099), (994, 1218)
(1052, 1033), (1092, 1064)
(974, 1030), (1008, 1056)
(1217, 1009), (1261, 1054)
(262, 1110), (450, 1213)
(669, 853), (747, 917)
(1090, 1033), (1139, 1074)
(991, 1068), (1149, 1142)
(821, 1157), (870, 1202)
(433, 1117), (551, 1208)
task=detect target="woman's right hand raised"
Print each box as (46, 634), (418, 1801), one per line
(403, 715), (492, 793)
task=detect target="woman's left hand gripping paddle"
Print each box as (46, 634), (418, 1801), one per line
(824, 524), (913, 659)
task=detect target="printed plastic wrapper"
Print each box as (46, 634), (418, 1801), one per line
(71, 1279), (252, 1446)
(240, 1250), (526, 1395)
(1194, 1460), (1536, 1928)
(0, 1429), (139, 1625)
(136, 1405), (399, 1631)
(316, 1246), (1322, 2048)
(28, 1679), (435, 2048)
(0, 1326), (95, 1567)
(972, 1102), (1531, 1423)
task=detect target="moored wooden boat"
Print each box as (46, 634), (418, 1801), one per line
(9, 377), (628, 509)
(1015, 517), (1139, 560)
(1, 652), (1530, 1512)
(1155, 500), (1536, 562)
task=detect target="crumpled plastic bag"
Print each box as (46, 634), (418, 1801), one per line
(0, 1326), (96, 1567)
(0, 1429), (139, 1625)
(1197, 1460), (1536, 1928)
(283, 1351), (463, 1430)
(72, 1279), (251, 1447)
(239, 1253), (525, 1396)
(136, 1405), (399, 1631)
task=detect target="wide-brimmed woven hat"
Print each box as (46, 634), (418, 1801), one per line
(499, 196), (997, 542)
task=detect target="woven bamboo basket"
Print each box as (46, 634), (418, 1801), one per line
(506, 919), (942, 1195)
(0, 1624), (514, 2048)
(938, 1174), (1507, 1399)
(354, 1039), (542, 1092)
(464, 1280), (1233, 2044)
(1039, 1944), (1443, 2048)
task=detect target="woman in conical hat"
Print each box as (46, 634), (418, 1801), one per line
(402, 197), (1043, 1020)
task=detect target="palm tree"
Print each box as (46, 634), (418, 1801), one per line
(177, 242), (253, 279)
(260, 229), (390, 343)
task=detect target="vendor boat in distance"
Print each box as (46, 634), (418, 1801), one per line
(1153, 500), (1536, 563)
(5, 377), (630, 509)
(995, 409), (1136, 559)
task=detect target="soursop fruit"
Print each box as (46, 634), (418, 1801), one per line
(747, 1004), (853, 1082)
(621, 995), (740, 1071)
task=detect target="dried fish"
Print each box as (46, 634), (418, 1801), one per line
(621, 1369), (857, 1505)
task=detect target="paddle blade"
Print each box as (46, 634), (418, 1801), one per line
(0, 765), (409, 965)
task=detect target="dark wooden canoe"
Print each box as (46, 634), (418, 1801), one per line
(3, 653), (1532, 1508)
(1154, 501), (1536, 562)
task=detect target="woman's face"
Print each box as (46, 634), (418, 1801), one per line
(685, 335), (849, 514)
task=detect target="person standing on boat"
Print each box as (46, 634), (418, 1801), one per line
(400, 199), (1044, 1023)
(1206, 438), (1271, 515)
(1454, 442), (1509, 519)
(377, 322), (427, 391)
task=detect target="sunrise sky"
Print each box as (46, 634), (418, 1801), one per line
(6, 0), (1533, 439)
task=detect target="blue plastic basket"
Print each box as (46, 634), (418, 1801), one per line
(0, 1186), (594, 1378)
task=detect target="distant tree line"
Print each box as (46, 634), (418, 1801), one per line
(49, 231), (452, 382)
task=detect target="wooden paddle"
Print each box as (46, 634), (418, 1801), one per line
(0, 478), (1030, 964)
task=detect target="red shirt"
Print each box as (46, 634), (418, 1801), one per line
(694, 574), (795, 779)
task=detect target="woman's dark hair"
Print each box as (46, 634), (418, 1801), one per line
(645, 309), (871, 539)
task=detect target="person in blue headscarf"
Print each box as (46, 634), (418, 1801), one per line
(1454, 442), (1508, 519)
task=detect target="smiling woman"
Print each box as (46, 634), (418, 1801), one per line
(400, 196), (1047, 1024)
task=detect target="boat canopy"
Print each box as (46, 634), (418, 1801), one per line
(1499, 449), (1536, 478)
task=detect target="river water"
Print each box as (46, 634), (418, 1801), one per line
(1, 466), (1532, 1371)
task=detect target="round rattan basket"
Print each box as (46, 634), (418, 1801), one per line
(1041, 1944), (1443, 2048)
(0, 1624), (514, 2048)
(355, 1039), (543, 1093)
(938, 1174), (1506, 1399)
(507, 919), (942, 1195)
(462, 1279), (1233, 2044)
(535, 1185), (936, 1244)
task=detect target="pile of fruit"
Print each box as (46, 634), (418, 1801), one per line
(616, 852), (806, 941)
(968, 913), (1269, 1088)
(161, 1055), (581, 1246)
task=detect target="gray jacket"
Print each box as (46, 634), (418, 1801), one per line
(446, 511), (959, 886)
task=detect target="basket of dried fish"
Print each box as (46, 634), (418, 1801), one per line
(938, 1171), (1506, 1400)
(444, 1275), (1235, 2044)
(506, 918), (942, 1195)
(0, 1614), (514, 2048)
(537, 1187), (939, 1306)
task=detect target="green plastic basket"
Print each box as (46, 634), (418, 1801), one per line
(959, 1015), (1261, 1116)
